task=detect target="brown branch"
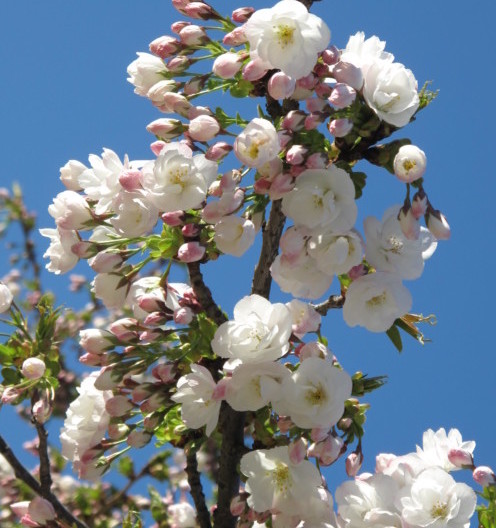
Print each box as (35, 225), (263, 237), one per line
(187, 262), (227, 326)
(0, 434), (89, 528)
(34, 420), (52, 493)
(251, 199), (286, 297)
(312, 294), (345, 315)
(185, 450), (212, 528)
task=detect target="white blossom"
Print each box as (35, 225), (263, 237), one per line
(271, 253), (333, 300)
(393, 145), (427, 183)
(110, 190), (159, 237)
(286, 299), (321, 338)
(60, 372), (112, 479)
(213, 216), (256, 257)
(336, 473), (402, 528)
(60, 159), (86, 191)
(245, 0), (330, 79)
(48, 190), (92, 230)
(273, 357), (352, 429)
(399, 467), (476, 528)
(225, 361), (290, 412)
(92, 273), (129, 310)
(142, 142), (217, 212)
(308, 229), (363, 276)
(343, 272), (412, 333)
(126, 276), (165, 319)
(40, 228), (79, 275)
(171, 364), (221, 436)
(127, 52), (167, 96)
(167, 502), (197, 528)
(234, 118), (280, 168)
(363, 61), (419, 128)
(364, 206), (437, 280)
(416, 428), (476, 473)
(282, 167), (357, 231)
(341, 32), (394, 75)
(240, 445), (323, 515)
(0, 283), (13, 313)
(211, 294), (292, 367)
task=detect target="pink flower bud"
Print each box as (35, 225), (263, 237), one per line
(174, 306), (194, 325)
(268, 72), (296, 100)
(108, 423), (130, 440)
(348, 263), (366, 280)
(144, 312), (168, 326)
(473, 466), (496, 487)
(298, 341), (328, 361)
(188, 115), (220, 142)
(304, 112), (326, 130)
(232, 7), (255, 23)
(28, 497), (56, 525)
(398, 204), (420, 240)
(89, 251), (124, 273)
(322, 45), (341, 66)
(286, 145), (308, 166)
(310, 427), (330, 443)
(306, 152), (327, 169)
(177, 241), (206, 262)
(106, 395), (134, 417)
(328, 118), (353, 137)
(213, 52), (243, 79)
(212, 378), (229, 401)
(182, 223), (200, 237)
(161, 92), (192, 116)
(268, 173), (294, 200)
(223, 26), (248, 46)
(71, 241), (95, 259)
(346, 452), (363, 477)
(1, 386), (22, 404)
(319, 435), (345, 466)
(183, 2), (216, 20)
(152, 363), (176, 383)
(149, 35), (181, 59)
(147, 118), (184, 140)
(230, 495), (246, 516)
(426, 209), (451, 240)
(172, 0), (190, 14)
(150, 140), (166, 156)
(242, 58), (268, 81)
(179, 24), (208, 45)
(79, 352), (105, 366)
(289, 438), (308, 465)
(127, 430), (152, 448)
(162, 210), (185, 227)
(411, 191), (428, 219)
(329, 83), (357, 108)
(277, 416), (293, 433)
(331, 61), (363, 90)
(282, 110), (306, 131)
(187, 105), (213, 120)
(206, 141), (233, 161)
(109, 318), (139, 341)
(119, 169), (142, 191)
(277, 130), (292, 148)
(21, 358), (46, 380)
(253, 178), (271, 194)
(171, 21), (191, 33)
(143, 412), (161, 429)
(32, 398), (52, 423)
(306, 97), (328, 113)
(167, 55), (191, 72)
(448, 448), (474, 469)
(138, 294), (164, 313)
(11, 501), (30, 519)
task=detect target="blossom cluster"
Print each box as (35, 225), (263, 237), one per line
(0, 1), (479, 527)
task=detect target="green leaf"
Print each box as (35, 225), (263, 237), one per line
(364, 139), (411, 174)
(117, 456), (134, 479)
(0, 344), (15, 365)
(1, 367), (20, 385)
(386, 325), (403, 352)
(350, 171), (367, 199)
(230, 79), (254, 98)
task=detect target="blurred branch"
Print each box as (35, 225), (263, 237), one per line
(0, 434), (89, 528)
(186, 450), (212, 528)
(34, 420), (52, 493)
(313, 294), (345, 315)
(187, 262), (226, 327)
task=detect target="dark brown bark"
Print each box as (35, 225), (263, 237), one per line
(186, 450), (212, 528)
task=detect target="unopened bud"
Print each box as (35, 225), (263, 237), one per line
(162, 210), (185, 227)
(179, 24), (208, 46)
(106, 395), (134, 417)
(146, 118), (184, 140)
(331, 61), (363, 90)
(188, 115), (220, 142)
(223, 26), (248, 47)
(329, 83), (356, 109)
(286, 145), (308, 166)
(242, 58), (268, 81)
(28, 497), (56, 525)
(232, 7), (255, 23)
(328, 118), (353, 137)
(213, 52), (243, 79)
(426, 209), (451, 240)
(288, 437), (308, 465)
(206, 141), (233, 161)
(282, 110), (306, 131)
(268, 72), (296, 100)
(448, 448), (474, 469)
(149, 35), (181, 59)
(174, 306), (194, 325)
(183, 2), (216, 20)
(21, 358), (46, 380)
(411, 191), (428, 219)
(398, 203), (420, 240)
(177, 241), (206, 262)
(473, 466), (496, 487)
(322, 45), (340, 66)
(346, 451), (363, 477)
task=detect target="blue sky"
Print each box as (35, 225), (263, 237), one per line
(1, 0), (495, 511)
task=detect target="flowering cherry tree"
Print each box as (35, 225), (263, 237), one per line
(0, 1), (495, 527)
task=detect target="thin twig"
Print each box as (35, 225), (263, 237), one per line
(185, 450), (212, 528)
(312, 294), (345, 315)
(0, 434), (89, 528)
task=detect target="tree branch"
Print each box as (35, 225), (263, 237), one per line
(312, 294), (345, 315)
(34, 421), (52, 493)
(185, 450), (212, 528)
(251, 199), (286, 297)
(0, 434), (89, 528)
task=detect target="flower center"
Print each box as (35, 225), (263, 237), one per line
(272, 462), (291, 492)
(169, 166), (189, 186)
(387, 235), (404, 254)
(402, 159), (416, 173)
(366, 291), (387, 307)
(430, 501), (449, 520)
(305, 383), (327, 405)
(275, 24), (295, 48)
